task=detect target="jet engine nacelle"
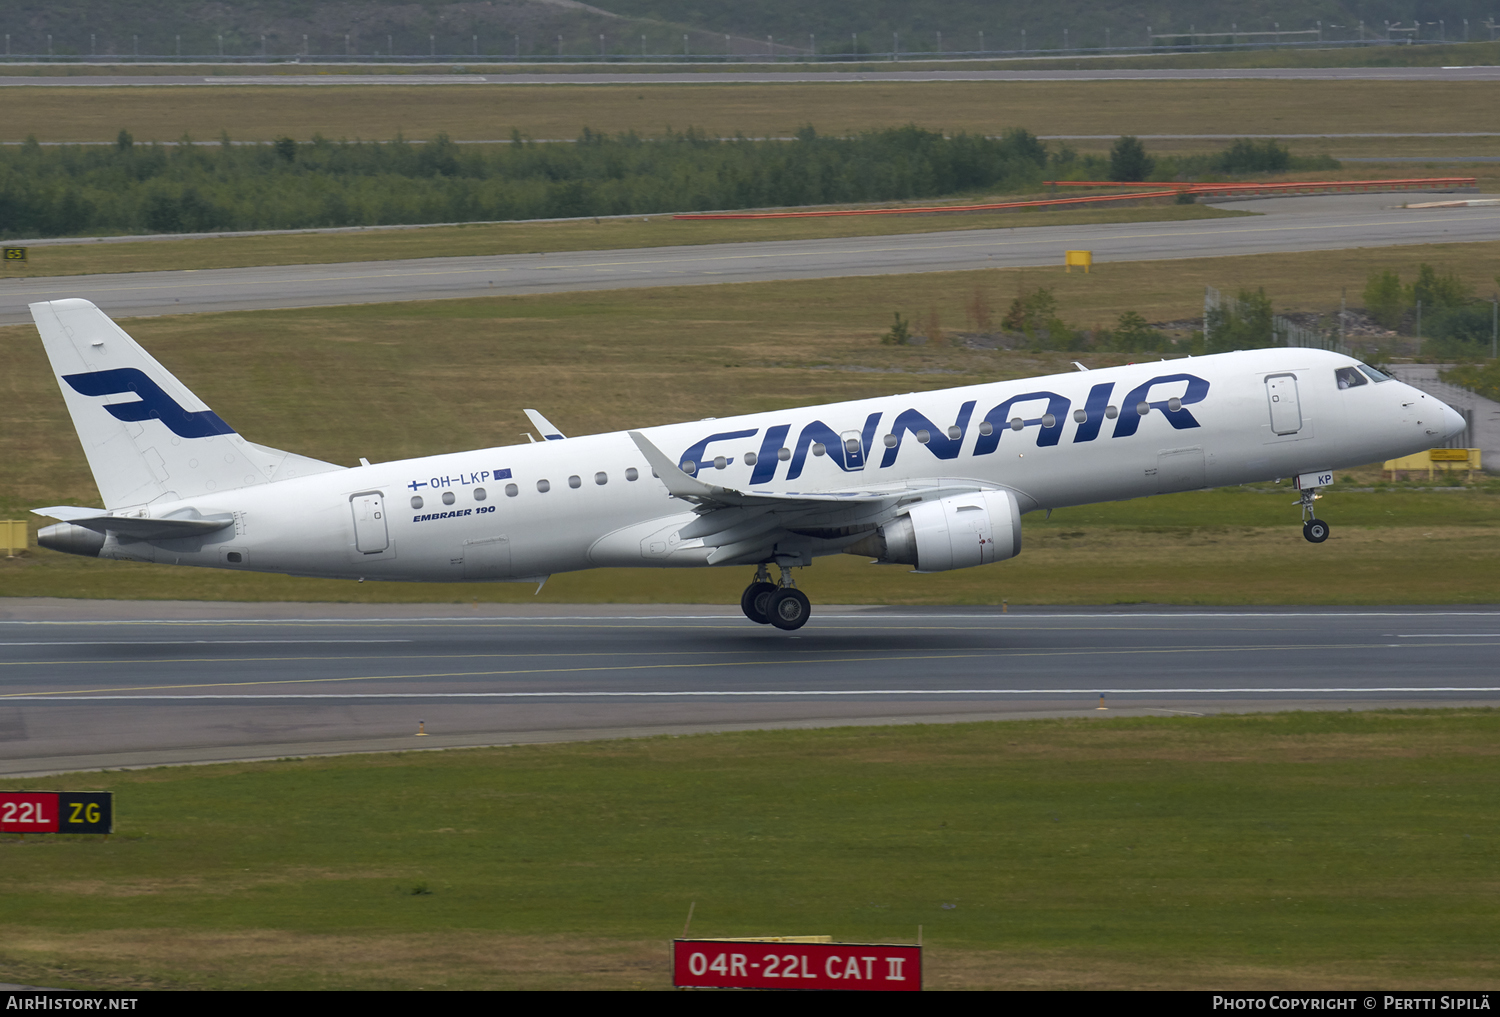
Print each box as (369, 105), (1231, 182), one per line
(848, 490), (1022, 572)
(37, 522), (105, 558)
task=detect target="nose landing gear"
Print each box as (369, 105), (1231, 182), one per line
(1294, 471), (1333, 544)
(740, 562), (811, 630)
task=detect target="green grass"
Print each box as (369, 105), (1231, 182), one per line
(3, 79), (1497, 144)
(2, 711), (1497, 989)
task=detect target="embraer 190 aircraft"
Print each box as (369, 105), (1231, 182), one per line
(31, 298), (1464, 630)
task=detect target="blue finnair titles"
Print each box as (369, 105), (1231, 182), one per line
(679, 373), (1212, 486)
(29, 298), (1467, 631)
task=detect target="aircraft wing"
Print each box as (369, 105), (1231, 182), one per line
(33, 505), (234, 540)
(628, 431), (981, 565)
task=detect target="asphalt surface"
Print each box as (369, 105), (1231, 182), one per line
(4, 193), (1497, 325)
(6, 67), (1500, 85)
(1, 600), (1497, 776)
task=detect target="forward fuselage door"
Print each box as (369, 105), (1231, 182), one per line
(350, 492), (389, 553)
(1265, 374), (1303, 435)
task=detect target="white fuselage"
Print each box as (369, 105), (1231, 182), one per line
(95, 348), (1454, 582)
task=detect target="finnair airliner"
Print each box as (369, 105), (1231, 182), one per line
(31, 298), (1464, 630)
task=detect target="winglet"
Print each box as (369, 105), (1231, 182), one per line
(523, 409), (566, 441)
(627, 431), (719, 500)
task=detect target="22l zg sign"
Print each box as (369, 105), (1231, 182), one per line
(673, 940), (921, 990)
(0, 791), (113, 833)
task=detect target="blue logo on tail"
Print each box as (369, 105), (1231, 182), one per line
(63, 368), (235, 439)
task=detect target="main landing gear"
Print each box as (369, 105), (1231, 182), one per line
(741, 563), (811, 631)
(1298, 487), (1330, 544)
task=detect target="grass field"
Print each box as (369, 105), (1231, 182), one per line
(2, 710), (1497, 990)
(0, 203), (1245, 277)
(3, 80), (1497, 144)
(5, 238), (1500, 606)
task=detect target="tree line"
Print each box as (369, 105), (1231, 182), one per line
(0, 128), (1337, 239)
(0, 126), (1059, 238)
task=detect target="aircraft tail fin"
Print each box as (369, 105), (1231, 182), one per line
(31, 299), (344, 510)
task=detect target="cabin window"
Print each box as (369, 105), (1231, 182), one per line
(505, 483), (519, 497)
(946, 426), (962, 440)
(595, 472), (608, 485)
(777, 447), (791, 461)
(979, 422), (994, 436)
(915, 429), (931, 444)
(442, 491), (456, 505)
(1104, 405), (1119, 419)
(625, 468), (639, 481)
(1072, 409), (1087, 423)
(681, 460), (697, 474)
(844, 438), (860, 453)
(1335, 366), (1368, 389)
(714, 456), (728, 470)
(1167, 397), (1182, 412)
(1041, 413), (1056, 429)
(1009, 417), (1024, 431)
(1136, 402), (1150, 415)
(811, 443), (826, 457)
(410, 496), (424, 509)
(227, 552), (242, 563)
(743, 452), (758, 466)
(537, 479), (551, 493)
(883, 433), (898, 447)
(474, 487), (486, 501)
(569, 475), (582, 489)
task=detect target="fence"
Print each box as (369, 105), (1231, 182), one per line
(1204, 285), (1354, 356)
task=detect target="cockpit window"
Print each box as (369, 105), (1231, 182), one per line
(1335, 366), (1369, 390)
(1356, 363), (1392, 383)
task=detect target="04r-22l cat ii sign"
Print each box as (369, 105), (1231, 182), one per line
(30, 299), (1463, 631)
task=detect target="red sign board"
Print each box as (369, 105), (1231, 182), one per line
(673, 940), (921, 991)
(0, 791), (113, 834)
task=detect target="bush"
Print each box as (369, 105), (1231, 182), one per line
(1205, 288), (1273, 354)
(1108, 136), (1154, 182)
(1213, 139), (1291, 174)
(1363, 269), (1405, 330)
(880, 312), (912, 345)
(1105, 311), (1166, 353)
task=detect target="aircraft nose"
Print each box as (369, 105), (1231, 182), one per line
(1440, 401), (1467, 441)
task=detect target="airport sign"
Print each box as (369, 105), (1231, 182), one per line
(0, 791), (113, 834)
(673, 939), (921, 990)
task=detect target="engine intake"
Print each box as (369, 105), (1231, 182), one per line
(845, 490), (1022, 572)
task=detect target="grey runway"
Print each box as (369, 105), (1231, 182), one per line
(7, 67), (1500, 86)
(1, 602), (1497, 775)
(3, 193), (1495, 325)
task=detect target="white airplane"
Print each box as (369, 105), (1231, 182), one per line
(31, 298), (1464, 630)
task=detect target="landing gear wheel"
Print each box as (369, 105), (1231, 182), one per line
(767, 587), (812, 631)
(740, 581), (777, 625)
(1303, 519), (1330, 543)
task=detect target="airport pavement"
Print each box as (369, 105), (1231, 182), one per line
(1, 601), (1496, 776)
(3, 193), (1496, 325)
(5, 67), (1500, 86)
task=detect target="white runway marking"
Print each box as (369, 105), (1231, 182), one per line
(8, 687), (1499, 701)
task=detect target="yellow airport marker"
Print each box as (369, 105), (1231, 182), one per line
(416, 719), (429, 736)
(1096, 694), (1108, 711)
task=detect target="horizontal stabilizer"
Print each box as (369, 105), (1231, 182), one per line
(33, 505), (233, 540)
